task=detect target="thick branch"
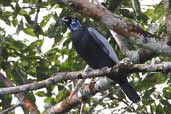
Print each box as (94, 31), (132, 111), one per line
(110, 30), (155, 63)
(0, 73), (40, 114)
(45, 78), (113, 114)
(110, 30), (129, 54)
(55, 0), (171, 55)
(45, 61), (171, 114)
(0, 62), (171, 95)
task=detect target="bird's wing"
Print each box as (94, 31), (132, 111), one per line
(88, 27), (120, 63)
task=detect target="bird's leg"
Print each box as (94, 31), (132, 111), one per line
(120, 57), (132, 65)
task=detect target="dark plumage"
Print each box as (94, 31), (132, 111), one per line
(61, 16), (140, 103)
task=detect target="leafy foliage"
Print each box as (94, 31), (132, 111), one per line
(0, 0), (170, 114)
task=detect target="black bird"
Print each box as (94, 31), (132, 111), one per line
(61, 16), (140, 103)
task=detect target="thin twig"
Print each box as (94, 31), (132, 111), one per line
(0, 103), (21, 114)
(89, 93), (109, 112)
(163, 0), (171, 37)
(120, 103), (134, 114)
(69, 65), (90, 99)
(34, 0), (41, 25)
(79, 103), (84, 114)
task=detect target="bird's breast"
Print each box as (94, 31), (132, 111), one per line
(72, 28), (114, 68)
(72, 29), (93, 57)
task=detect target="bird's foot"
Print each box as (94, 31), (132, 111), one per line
(120, 58), (132, 65)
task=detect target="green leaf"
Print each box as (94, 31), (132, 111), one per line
(131, 0), (141, 18)
(40, 14), (52, 27)
(145, 2), (164, 22)
(164, 105), (171, 114)
(0, 0), (11, 6)
(28, 39), (43, 49)
(12, 18), (18, 27)
(55, 88), (69, 103)
(0, 94), (12, 109)
(19, 9), (28, 16)
(5, 38), (26, 50)
(137, 73), (166, 90)
(24, 27), (36, 36)
(142, 88), (155, 105)
(44, 97), (54, 103)
(161, 99), (171, 114)
(23, 0), (38, 4)
(25, 92), (36, 104)
(163, 87), (171, 99)
(156, 104), (165, 114)
(10, 69), (24, 85)
(36, 91), (47, 97)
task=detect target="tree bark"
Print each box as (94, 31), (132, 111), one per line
(55, 0), (171, 55)
(0, 73), (40, 114)
(0, 62), (170, 94)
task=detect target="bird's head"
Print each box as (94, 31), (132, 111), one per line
(61, 16), (81, 32)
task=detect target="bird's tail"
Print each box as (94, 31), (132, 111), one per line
(118, 79), (140, 103)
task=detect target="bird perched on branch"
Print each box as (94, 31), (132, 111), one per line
(61, 16), (140, 103)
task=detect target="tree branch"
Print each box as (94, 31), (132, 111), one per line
(163, 0), (171, 40)
(69, 65), (90, 100)
(0, 103), (21, 114)
(0, 73), (40, 114)
(0, 62), (171, 95)
(55, 0), (171, 55)
(45, 78), (113, 114)
(44, 61), (171, 114)
(110, 30), (129, 54)
(110, 30), (156, 63)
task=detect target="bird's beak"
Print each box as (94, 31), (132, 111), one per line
(57, 18), (66, 25)
(58, 18), (64, 23)
(59, 17), (67, 23)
